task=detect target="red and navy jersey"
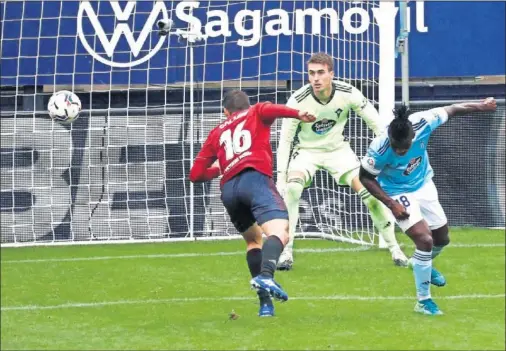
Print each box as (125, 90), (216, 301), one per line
(189, 102), (299, 187)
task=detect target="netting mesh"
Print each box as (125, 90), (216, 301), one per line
(1, 0), (389, 245)
(414, 102), (505, 228)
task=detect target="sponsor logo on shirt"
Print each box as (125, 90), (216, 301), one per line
(311, 119), (336, 135)
(404, 156), (422, 175)
(223, 151), (252, 173)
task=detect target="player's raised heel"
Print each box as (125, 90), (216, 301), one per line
(414, 298), (443, 315)
(258, 303), (275, 317)
(431, 267), (446, 287)
(250, 275), (289, 302)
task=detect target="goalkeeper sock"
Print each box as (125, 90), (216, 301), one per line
(432, 245), (445, 260)
(260, 235), (284, 278)
(285, 180), (304, 253)
(246, 248), (262, 277)
(358, 188), (400, 251)
(412, 249), (432, 300)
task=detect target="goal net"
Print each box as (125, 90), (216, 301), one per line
(0, 0), (395, 246)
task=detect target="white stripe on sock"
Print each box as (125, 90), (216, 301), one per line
(412, 249), (432, 266)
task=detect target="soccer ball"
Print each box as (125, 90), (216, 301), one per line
(47, 90), (82, 123)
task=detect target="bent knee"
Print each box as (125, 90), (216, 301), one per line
(417, 234), (433, 250)
(286, 173), (305, 199)
(246, 241), (262, 251)
(287, 171), (307, 184)
(435, 235), (450, 247)
(443, 236), (450, 246)
(286, 181), (303, 200)
(275, 229), (289, 245)
(432, 225), (450, 247)
(261, 219), (289, 244)
(242, 224), (263, 246)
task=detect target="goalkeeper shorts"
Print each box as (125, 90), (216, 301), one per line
(288, 143), (360, 187)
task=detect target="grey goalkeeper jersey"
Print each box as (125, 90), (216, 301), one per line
(277, 80), (387, 176)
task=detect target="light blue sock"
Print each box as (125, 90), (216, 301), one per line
(412, 249), (432, 301)
(432, 245), (445, 260)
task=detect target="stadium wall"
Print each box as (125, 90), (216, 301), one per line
(0, 1), (505, 86)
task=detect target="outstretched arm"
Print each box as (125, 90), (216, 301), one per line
(359, 167), (410, 220)
(257, 102), (316, 124)
(256, 100), (316, 189)
(444, 97), (497, 117)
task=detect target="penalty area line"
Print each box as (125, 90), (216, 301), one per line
(2, 294), (504, 312)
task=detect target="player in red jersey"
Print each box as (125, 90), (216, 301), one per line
(189, 90), (315, 317)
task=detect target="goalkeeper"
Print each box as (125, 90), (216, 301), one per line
(276, 52), (408, 270)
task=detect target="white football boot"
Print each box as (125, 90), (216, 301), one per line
(276, 250), (294, 271)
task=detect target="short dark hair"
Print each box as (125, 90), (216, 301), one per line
(307, 52), (334, 72)
(389, 104), (413, 141)
(223, 90), (250, 113)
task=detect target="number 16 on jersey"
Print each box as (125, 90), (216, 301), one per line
(219, 121), (252, 160)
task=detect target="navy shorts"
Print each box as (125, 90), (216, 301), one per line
(221, 169), (288, 233)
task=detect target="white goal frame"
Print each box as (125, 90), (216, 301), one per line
(0, 1), (397, 247)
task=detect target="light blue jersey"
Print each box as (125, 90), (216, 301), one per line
(361, 107), (449, 196)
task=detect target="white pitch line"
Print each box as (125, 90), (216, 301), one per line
(0, 247), (371, 264)
(1, 243), (504, 264)
(2, 294), (504, 312)
(447, 243), (505, 248)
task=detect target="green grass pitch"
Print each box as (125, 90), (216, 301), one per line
(1, 228), (504, 350)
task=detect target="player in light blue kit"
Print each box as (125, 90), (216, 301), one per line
(359, 97), (497, 315)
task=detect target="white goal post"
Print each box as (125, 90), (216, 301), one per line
(0, 1), (397, 247)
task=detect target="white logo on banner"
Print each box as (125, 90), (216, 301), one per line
(77, 1), (168, 68)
